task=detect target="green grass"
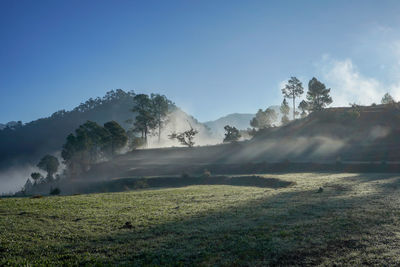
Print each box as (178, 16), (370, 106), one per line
(2, 173), (400, 266)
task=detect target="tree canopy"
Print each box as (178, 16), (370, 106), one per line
(306, 77), (332, 111)
(280, 98), (290, 125)
(169, 127), (198, 147)
(250, 108), (277, 130)
(381, 93), (395, 105)
(223, 125), (241, 143)
(282, 77), (304, 119)
(37, 155), (59, 181)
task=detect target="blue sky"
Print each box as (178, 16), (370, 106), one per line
(1, 0), (400, 123)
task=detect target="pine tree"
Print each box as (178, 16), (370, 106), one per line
(306, 77), (332, 111)
(282, 77), (304, 119)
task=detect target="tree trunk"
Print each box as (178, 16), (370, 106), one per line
(293, 95), (296, 120)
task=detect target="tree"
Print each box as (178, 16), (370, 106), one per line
(381, 93), (395, 105)
(298, 100), (309, 118)
(282, 77), (304, 119)
(62, 121), (110, 176)
(75, 121), (110, 162)
(150, 94), (173, 143)
(169, 127), (198, 147)
(30, 172), (42, 185)
(223, 125), (241, 143)
(250, 108), (277, 130)
(306, 77), (332, 111)
(104, 121), (128, 156)
(37, 155), (59, 181)
(131, 94), (156, 145)
(280, 98), (290, 125)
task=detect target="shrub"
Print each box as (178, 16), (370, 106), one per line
(50, 187), (61, 195)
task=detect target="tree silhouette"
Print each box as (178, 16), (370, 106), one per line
(150, 94), (173, 143)
(306, 77), (332, 111)
(104, 121), (128, 156)
(381, 93), (395, 105)
(169, 127), (198, 147)
(37, 155), (59, 181)
(280, 98), (290, 125)
(131, 94), (156, 145)
(298, 100), (309, 118)
(282, 77), (304, 119)
(223, 125), (241, 143)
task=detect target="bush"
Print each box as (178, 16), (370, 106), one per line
(50, 187), (61, 195)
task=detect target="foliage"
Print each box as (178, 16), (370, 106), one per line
(62, 120), (126, 176)
(298, 100), (309, 118)
(150, 94), (174, 143)
(381, 93), (395, 105)
(131, 94), (156, 144)
(104, 121), (128, 156)
(37, 155), (59, 181)
(0, 89), (136, 168)
(282, 76), (304, 119)
(280, 98), (290, 125)
(169, 127), (198, 147)
(306, 77), (332, 111)
(223, 125), (241, 143)
(250, 108), (277, 130)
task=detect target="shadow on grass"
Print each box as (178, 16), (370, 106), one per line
(74, 175), (294, 194)
(77, 174), (400, 266)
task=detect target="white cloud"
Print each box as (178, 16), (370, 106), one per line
(320, 57), (385, 106)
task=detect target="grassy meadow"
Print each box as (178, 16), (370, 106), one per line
(2, 173), (400, 266)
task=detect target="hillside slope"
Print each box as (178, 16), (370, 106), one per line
(73, 104), (400, 183)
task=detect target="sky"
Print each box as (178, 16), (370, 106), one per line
(1, 0), (400, 123)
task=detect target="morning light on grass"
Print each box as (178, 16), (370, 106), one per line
(2, 1), (400, 266)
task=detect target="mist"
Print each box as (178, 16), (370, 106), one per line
(0, 165), (39, 195)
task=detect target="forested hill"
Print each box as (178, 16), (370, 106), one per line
(0, 90), (138, 168)
(0, 89), (209, 169)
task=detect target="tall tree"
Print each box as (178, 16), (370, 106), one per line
(104, 121), (128, 156)
(306, 77), (333, 111)
(298, 100), (309, 118)
(37, 155), (59, 181)
(282, 77), (304, 119)
(223, 125), (241, 143)
(150, 94), (173, 143)
(381, 93), (395, 105)
(280, 98), (290, 125)
(131, 94), (156, 145)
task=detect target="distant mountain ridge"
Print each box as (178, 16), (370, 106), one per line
(204, 113), (255, 137)
(204, 105), (292, 137)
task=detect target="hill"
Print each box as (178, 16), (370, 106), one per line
(61, 103), (400, 186)
(204, 105), (292, 137)
(0, 89), (216, 194)
(204, 113), (255, 137)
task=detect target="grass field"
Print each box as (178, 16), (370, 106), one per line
(2, 173), (400, 266)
